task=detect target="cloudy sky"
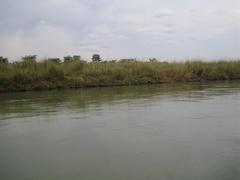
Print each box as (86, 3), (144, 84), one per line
(0, 0), (240, 60)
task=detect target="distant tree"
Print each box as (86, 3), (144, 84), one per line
(73, 55), (81, 61)
(92, 54), (101, 62)
(64, 56), (73, 63)
(119, 58), (136, 62)
(47, 58), (61, 64)
(149, 58), (158, 62)
(22, 55), (37, 62)
(0, 56), (8, 64)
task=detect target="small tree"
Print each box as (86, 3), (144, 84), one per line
(21, 55), (37, 63)
(0, 56), (8, 64)
(47, 58), (61, 64)
(92, 54), (101, 62)
(73, 55), (81, 61)
(64, 56), (73, 63)
(119, 58), (136, 62)
(149, 58), (157, 62)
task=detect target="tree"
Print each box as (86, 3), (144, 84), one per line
(21, 55), (37, 63)
(149, 58), (158, 62)
(47, 58), (61, 64)
(0, 56), (8, 64)
(119, 58), (136, 62)
(64, 56), (73, 63)
(92, 54), (101, 62)
(73, 55), (81, 61)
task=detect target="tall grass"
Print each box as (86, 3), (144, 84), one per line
(1, 59), (240, 92)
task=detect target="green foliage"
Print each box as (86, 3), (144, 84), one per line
(149, 58), (158, 62)
(92, 54), (101, 62)
(119, 58), (136, 62)
(64, 55), (81, 63)
(64, 56), (73, 63)
(45, 66), (64, 81)
(73, 55), (81, 61)
(64, 60), (87, 76)
(21, 55), (37, 62)
(47, 58), (61, 64)
(1, 58), (240, 92)
(0, 57), (8, 64)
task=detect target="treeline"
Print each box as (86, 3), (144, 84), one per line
(1, 55), (240, 92)
(0, 54), (101, 64)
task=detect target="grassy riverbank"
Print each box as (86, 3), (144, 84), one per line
(1, 59), (240, 92)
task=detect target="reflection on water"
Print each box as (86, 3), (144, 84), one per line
(1, 81), (240, 118)
(0, 81), (240, 180)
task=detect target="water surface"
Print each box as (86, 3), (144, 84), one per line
(0, 82), (240, 180)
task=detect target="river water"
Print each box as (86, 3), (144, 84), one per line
(0, 81), (240, 180)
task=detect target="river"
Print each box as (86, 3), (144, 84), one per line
(0, 81), (240, 180)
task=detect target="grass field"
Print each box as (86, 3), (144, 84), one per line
(1, 59), (240, 92)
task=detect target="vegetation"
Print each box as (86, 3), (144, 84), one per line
(0, 57), (8, 64)
(21, 55), (37, 62)
(64, 55), (81, 63)
(92, 54), (101, 62)
(1, 57), (240, 92)
(47, 58), (61, 64)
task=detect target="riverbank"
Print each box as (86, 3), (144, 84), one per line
(1, 60), (240, 92)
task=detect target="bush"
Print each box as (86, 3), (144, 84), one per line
(46, 66), (64, 81)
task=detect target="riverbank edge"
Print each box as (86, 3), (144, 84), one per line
(0, 78), (237, 93)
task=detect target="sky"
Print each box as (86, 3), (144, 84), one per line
(0, 0), (240, 61)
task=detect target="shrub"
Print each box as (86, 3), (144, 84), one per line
(46, 66), (64, 81)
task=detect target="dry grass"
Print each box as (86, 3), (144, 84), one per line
(1, 59), (240, 92)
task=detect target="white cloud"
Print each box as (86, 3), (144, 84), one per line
(0, 22), (84, 60)
(154, 8), (175, 18)
(1, 0), (240, 60)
